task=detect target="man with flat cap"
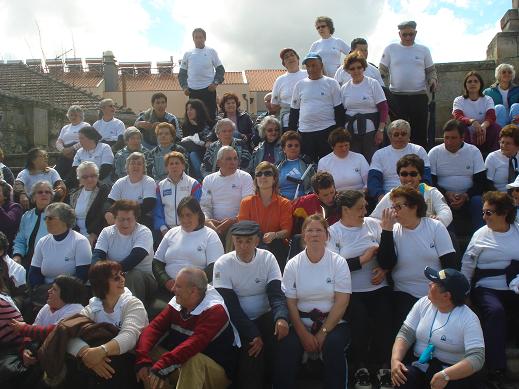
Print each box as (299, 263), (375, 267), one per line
(379, 21), (438, 149)
(213, 220), (289, 389)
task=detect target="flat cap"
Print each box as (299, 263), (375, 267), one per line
(398, 20), (417, 29)
(230, 220), (261, 236)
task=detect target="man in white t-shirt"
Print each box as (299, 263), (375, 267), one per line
(288, 52), (345, 163)
(178, 28), (225, 120)
(334, 38), (384, 87)
(213, 221), (288, 389)
(93, 98), (126, 151)
(379, 21), (438, 149)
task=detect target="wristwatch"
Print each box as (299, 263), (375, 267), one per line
(320, 326), (328, 335)
(100, 344), (108, 355)
(440, 369), (450, 381)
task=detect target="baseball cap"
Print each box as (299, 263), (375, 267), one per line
(424, 267), (470, 302)
(302, 52), (322, 65)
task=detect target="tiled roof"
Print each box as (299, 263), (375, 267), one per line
(120, 74), (181, 91)
(245, 69), (286, 92)
(222, 71), (246, 85)
(56, 72), (103, 89)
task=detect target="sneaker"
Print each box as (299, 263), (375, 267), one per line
(377, 368), (393, 389)
(353, 368), (372, 389)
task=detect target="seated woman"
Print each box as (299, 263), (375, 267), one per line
(69, 161), (110, 247)
(12, 181), (53, 269)
(277, 131), (316, 199)
(506, 175), (519, 222)
(93, 98), (126, 151)
(211, 92), (254, 147)
(93, 200), (156, 305)
(14, 148), (66, 209)
(239, 162), (292, 270)
(485, 124), (519, 192)
(483, 63), (519, 127)
(70, 126), (114, 188)
(274, 214), (351, 389)
(0, 147), (14, 186)
(107, 152), (156, 229)
(180, 99), (214, 180)
(461, 191), (519, 387)
(146, 122), (187, 182)
(248, 116), (284, 174)
(28, 203), (91, 303)
(391, 267), (485, 389)
(0, 231), (26, 307)
(0, 181), (22, 251)
(452, 71), (500, 157)
(317, 128), (369, 192)
(327, 191), (393, 389)
(112, 127), (150, 181)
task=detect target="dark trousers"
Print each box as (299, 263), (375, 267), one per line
(392, 291), (419, 340)
(299, 125), (334, 164)
(398, 361), (484, 389)
(273, 322), (350, 389)
(451, 195), (484, 235)
(462, 123), (501, 159)
(350, 130), (378, 164)
(235, 311), (275, 389)
(189, 87), (217, 120)
(347, 286), (393, 369)
(391, 93), (429, 149)
(258, 239), (289, 273)
(472, 287), (519, 371)
(55, 154), (74, 180)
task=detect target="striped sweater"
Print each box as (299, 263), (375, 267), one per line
(0, 294), (23, 346)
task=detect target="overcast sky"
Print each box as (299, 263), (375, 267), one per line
(0, 0), (510, 71)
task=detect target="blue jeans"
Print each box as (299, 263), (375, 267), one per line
(189, 151), (202, 180)
(495, 103), (519, 127)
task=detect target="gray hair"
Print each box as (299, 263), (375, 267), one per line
(123, 127), (142, 143)
(263, 92), (272, 103)
(45, 202), (76, 229)
(258, 115), (281, 139)
(76, 161), (99, 180)
(215, 118), (235, 135)
(177, 267), (208, 295)
(67, 105), (84, 121)
(388, 119), (411, 136)
(216, 145), (236, 161)
(495, 63), (516, 82)
(99, 98), (114, 109)
(125, 152), (147, 175)
(30, 181), (54, 199)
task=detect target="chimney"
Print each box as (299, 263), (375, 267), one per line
(103, 51), (119, 92)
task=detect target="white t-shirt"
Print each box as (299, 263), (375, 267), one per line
(34, 303), (84, 326)
(95, 224), (153, 273)
(461, 224), (519, 290)
(392, 218), (455, 298)
(282, 249), (351, 328)
(334, 63), (384, 87)
(290, 76), (342, 132)
(213, 249), (282, 320)
(15, 168), (61, 194)
(370, 143), (430, 193)
(328, 217), (388, 292)
(341, 76), (386, 133)
(452, 96), (495, 123)
(73, 142), (114, 168)
(380, 43), (433, 93)
(57, 122), (90, 146)
(32, 231), (92, 284)
(271, 70), (307, 127)
(317, 151), (369, 191)
(498, 86), (510, 110)
(404, 297), (484, 366)
(200, 170), (254, 220)
(154, 226), (224, 279)
(109, 175), (157, 203)
(180, 46), (223, 90)
(429, 143), (485, 193)
(485, 150), (519, 192)
(309, 37), (350, 77)
(93, 118), (126, 142)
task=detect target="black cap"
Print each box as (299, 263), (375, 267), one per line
(230, 220), (261, 236)
(424, 267), (470, 301)
(398, 20), (417, 30)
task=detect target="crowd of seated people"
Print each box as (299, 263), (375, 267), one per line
(2, 18), (519, 389)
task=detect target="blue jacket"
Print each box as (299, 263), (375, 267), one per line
(12, 208), (48, 257)
(483, 84), (519, 107)
(248, 140), (284, 174)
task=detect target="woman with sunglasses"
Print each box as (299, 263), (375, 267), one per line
(506, 175), (519, 222)
(248, 116), (284, 174)
(461, 191), (519, 388)
(483, 63), (519, 127)
(309, 16), (350, 77)
(239, 162), (292, 270)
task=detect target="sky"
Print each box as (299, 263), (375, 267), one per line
(0, 0), (511, 71)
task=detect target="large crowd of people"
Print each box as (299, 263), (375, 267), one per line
(1, 17), (519, 389)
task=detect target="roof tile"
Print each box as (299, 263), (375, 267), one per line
(245, 69), (286, 92)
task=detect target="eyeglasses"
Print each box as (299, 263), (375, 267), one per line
(80, 174), (97, 180)
(110, 272), (126, 282)
(391, 132), (408, 138)
(255, 170), (274, 177)
(399, 171), (419, 177)
(391, 203), (408, 211)
(44, 216), (57, 221)
(401, 32), (416, 37)
(285, 143), (300, 148)
(482, 209), (497, 217)
(36, 190), (53, 195)
(316, 25), (328, 30)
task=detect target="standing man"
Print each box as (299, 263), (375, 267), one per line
(379, 21), (438, 149)
(179, 28), (225, 120)
(334, 38), (384, 87)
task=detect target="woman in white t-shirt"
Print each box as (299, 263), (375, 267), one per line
(485, 124), (519, 192)
(341, 51), (388, 162)
(274, 214), (351, 389)
(391, 267), (484, 389)
(317, 128), (369, 192)
(452, 71), (500, 156)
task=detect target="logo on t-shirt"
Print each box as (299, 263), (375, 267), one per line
(197, 246), (203, 252)
(255, 278), (261, 283)
(163, 188), (172, 196)
(355, 168), (360, 173)
(64, 256), (71, 262)
(441, 335), (447, 341)
(326, 277), (332, 284)
(430, 242), (435, 248)
(466, 165), (471, 170)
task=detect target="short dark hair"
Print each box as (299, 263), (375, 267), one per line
(26, 147), (46, 170)
(219, 93), (240, 113)
(280, 130), (301, 149)
(311, 171), (335, 193)
(328, 128), (351, 148)
(499, 124), (519, 146)
(390, 186), (427, 218)
(443, 119), (465, 137)
(463, 71), (484, 98)
(192, 28), (206, 38)
(396, 154), (424, 177)
(54, 275), (86, 305)
(350, 38), (367, 50)
(336, 190), (365, 218)
(177, 196), (205, 229)
(79, 126), (102, 143)
(482, 191), (516, 224)
(110, 200), (141, 219)
(151, 92), (167, 104)
(89, 260), (122, 299)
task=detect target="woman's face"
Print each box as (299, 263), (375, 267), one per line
(499, 136), (519, 157)
(283, 139), (301, 160)
(68, 111), (82, 125)
(115, 210), (137, 235)
(33, 185), (53, 209)
(157, 127), (174, 147)
(342, 197), (366, 225)
(218, 124), (234, 145)
(465, 75), (481, 95)
(333, 141), (350, 159)
(166, 157), (185, 179)
(45, 214), (68, 235)
(79, 167), (99, 190)
(398, 165), (422, 189)
(255, 168), (275, 191)
(224, 98), (237, 115)
(264, 123), (280, 143)
(389, 128), (410, 150)
(391, 196), (416, 224)
(47, 283), (65, 310)
(499, 68), (513, 85)
(186, 104), (197, 121)
(347, 61), (365, 81)
(482, 201), (507, 230)
(32, 151), (49, 170)
(427, 282), (448, 307)
(107, 270), (125, 297)
(282, 51), (299, 70)
(316, 21), (331, 38)
(179, 207), (199, 233)
(78, 133), (96, 150)
(127, 134), (142, 151)
(510, 187), (519, 206)
(127, 158), (145, 178)
(302, 220), (328, 248)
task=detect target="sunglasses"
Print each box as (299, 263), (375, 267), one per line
(391, 132), (408, 138)
(256, 171), (274, 177)
(482, 209), (497, 217)
(401, 32), (416, 37)
(399, 171), (419, 177)
(111, 272), (126, 282)
(391, 203), (408, 211)
(36, 190), (53, 195)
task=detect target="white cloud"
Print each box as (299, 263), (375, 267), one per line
(439, 0), (470, 8)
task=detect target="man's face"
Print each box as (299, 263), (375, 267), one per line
(399, 28), (416, 46)
(218, 150), (239, 174)
(173, 273), (194, 308)
(443, 130), (463, 153)
(305, 59), (323, 80)
(233, 235), (259, 261)
(152, 98), (167, 115)
(193, 32), (206, 49)
(317, 186), (336, 206)
(353, 44), (368, 59)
